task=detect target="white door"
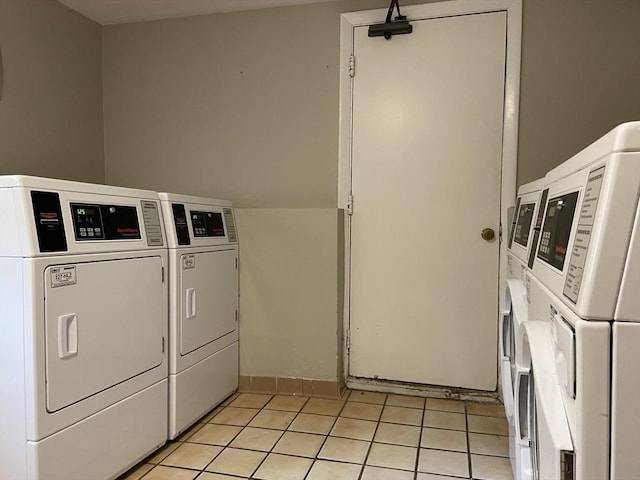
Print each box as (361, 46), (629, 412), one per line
(45, 257), (164, 412)
(180, 249), (237, 355)
(349, 12), (506, 390)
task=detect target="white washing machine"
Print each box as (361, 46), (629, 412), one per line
(525, 121), (640, 480)
(159, 193), (239, 439)
(501, 178), (546, 480)
(0, 176), (168, 480)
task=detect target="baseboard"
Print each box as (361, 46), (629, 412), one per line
(239, 376), (347, 398)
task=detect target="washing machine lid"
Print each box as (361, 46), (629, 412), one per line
(158, 193), (237, 249)
(0, 175), (166, 257)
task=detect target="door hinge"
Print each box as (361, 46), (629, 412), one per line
(349, 54), (355, 78)
(346, 329), (351, 352)
(162, 337), (165, 353)
(347, 194), (354, 216)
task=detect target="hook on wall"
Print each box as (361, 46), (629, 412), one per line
(368, 0), (413, 40)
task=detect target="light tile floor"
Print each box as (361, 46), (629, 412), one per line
(120, 391), (513, 480)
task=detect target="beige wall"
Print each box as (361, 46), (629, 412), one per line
(99, 0), (640, 382)
(517, 0), (640, 186)
(0, 0), (104, 183)
(235, 208), (343, 380)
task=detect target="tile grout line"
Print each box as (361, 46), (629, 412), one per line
(355, 392), (387, 480)
(464, 402), (473, 479)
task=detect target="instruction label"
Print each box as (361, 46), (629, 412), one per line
(141, 201), (164, 247)
(50, 266), (77, 288)
(563, 166), (605, 303)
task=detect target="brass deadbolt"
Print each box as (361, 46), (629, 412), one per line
(481, 228), (495, 241)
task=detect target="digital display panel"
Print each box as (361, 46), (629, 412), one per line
(172, 203), (191, 245)
(31, 191), (67, 252)
(537, 191), (579, 270)
(71, 203), (141, 241)
(71, 204), (105, 240)
(190, 211), (225, 237)
(514, 202), (535, 247)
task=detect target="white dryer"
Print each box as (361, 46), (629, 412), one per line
(159, 193), (239, 439)
(501, 178), (546, 480)
(526, 121), (640, 480)
(0, 176), (168, 480)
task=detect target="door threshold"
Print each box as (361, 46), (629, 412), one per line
(346, 376), (499, 404)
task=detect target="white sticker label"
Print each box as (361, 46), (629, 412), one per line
(183, 255), (195, 270)
(50, 266), (77, 288)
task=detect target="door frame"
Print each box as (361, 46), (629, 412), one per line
(338, 0), (523, 393)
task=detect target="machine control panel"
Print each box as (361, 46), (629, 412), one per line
(528, 189), (549, 268)
(190, 211), (225, 237)
(71, 203), (141, 241)
(31, 191), (68, 252)
(514, 202), (535, 248)
(537, 191), (579, 271)
(507, 197), (521, 249)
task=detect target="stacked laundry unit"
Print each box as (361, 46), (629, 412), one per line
(158, 193), (239, 439)
(520, 121), (640, 480)
(501, 177), (546, 480)
(0, 176), (169, 479)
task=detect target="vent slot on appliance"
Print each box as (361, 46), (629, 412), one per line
(223, 208), (238, 243)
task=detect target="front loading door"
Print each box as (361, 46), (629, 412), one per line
(180, 249), (237, 355)
(348, 11), (507, 390)
(45, 256), (164, 412)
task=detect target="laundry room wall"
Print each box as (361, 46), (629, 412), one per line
(517, 0), (640, 186)
(101, 0), (640, 390)
(0, 0), (104, 183)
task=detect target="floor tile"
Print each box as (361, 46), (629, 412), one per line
(228, 393), (272, 409)
(341, 401), (383, 421)
(425, 398), (466, 413)
(288, 413), (336, 435)
(420, 427), (467, 452)
(272, 431), (325, 458)
(466, 402), (506, 418)
(386, 394), (425, 409)
(318, 436), (370, 464)
(361, 465), (414, 480)
(330, 417), (377, 441)
(146, 442), (180, 464)
(176, 422), (204, 441)
(418, 448), (469, 477)
(423, 410), (466, 431)
(264, 395), (309, 412)
(306, 460), (362, 480)
(186, 424), (242, 446)
(248, 409), (297, 430)
(416, 474), (462, 480)
(469, 433), (509, 457)
(374, 422), (420, 447)
(209, 407), (259, 426)
(161, 443), (222, 470)
(471, 454), (514, 480)
(467, 414), (509, 435)
(380, 405), (423, 426)
(301, 398), (345, 416)
(366, 443), (417, 471)
(142, 466), (198, 480)
(348, 391), (387, 405)
(196, 473), (245, 480)
(229, 426), (283, 451)
(201, 406), (224, 423)
(119, 463), (154, 480)
(205, 447), (266, 477)
(253, 453), (313, 480)
(220, 393), (240, 406)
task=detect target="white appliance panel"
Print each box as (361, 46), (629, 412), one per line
(180, 249), (237, 355)
(44, 257), (164, 412)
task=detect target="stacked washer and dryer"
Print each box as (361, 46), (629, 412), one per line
(0, 177), (239, 479)
(516, 121), (640, 480)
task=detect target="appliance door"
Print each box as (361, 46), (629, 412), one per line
(525, 322), (574, 480)
(180, 249), (237, 355)
(45, 257), (164, 412)
(500, 306), (515, 422)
